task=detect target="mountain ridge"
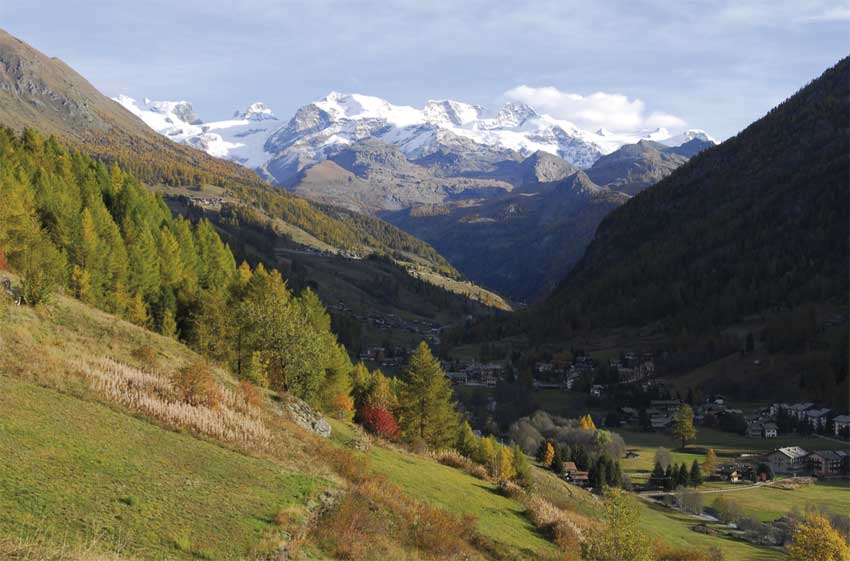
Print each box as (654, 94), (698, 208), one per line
(115, 90), (716, 185)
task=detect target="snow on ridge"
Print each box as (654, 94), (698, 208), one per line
(116, 90), (715, 176)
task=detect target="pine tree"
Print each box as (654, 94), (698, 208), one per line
(689, 459), (703, 486)
(649, 461), (666, 490)
(663, 465), (675, 491)
(676, 463), (689, 488)
(397, 341), (459, 449)
(552, 454), (564, 475)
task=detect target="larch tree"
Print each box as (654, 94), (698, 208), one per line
(672, 404), (697, 450)
(702, 448), (718, 477)
(788, 511), (850, 561)
(397, 341), (459, 449)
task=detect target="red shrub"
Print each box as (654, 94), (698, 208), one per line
(359, 406), (400, 441)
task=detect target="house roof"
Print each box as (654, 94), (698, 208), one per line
(562, 461), (577, 472)
(811, 450), (843, 462)
(806, 408), (832, 418)
(789, 403), (814, 412)
(772, 446), (809, 460)
(762, 423), (778, 430)
(832, 415), (850, 424)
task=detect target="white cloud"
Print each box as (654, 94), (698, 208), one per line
(504, 85), (685, 133)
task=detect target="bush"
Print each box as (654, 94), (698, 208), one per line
(239, 380), (264, 410)
(359, 406), (400, 441)
(711, 495), (744, 525)
(131, 345), (158, 368)
(330, 394), (354, 420)
(174, 360), (221, 408)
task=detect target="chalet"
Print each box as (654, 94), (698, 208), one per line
(590, 385), (605, 398)
(747, 422), (778, 439)
(567, 470), (589, 487)
(762, 423), (778, 438)
(788, 403), (815, 421)
(746, 424), (764, 439)
(832, 415), (850, 436)
(810, 450), (844, 476)
(766, 447), (809, 475)
(805, 408), (832, 430)
(562, 461), (578, 475)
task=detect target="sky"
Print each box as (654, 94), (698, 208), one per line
(1, 0), (848, 139)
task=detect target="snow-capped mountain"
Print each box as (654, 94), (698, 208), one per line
(115, 95), (280, 166)
(114, 91), (716, 183)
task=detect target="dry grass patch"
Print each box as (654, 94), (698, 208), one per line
(0, 535), (133, 561)
(77, 356), (270, 448)
(429, 449), (489, 480)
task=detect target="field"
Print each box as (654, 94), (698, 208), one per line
(618, 427), (843, 484)
(615, 426), (850, 560)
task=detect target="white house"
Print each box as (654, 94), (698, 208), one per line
(766, 447), (809, 475)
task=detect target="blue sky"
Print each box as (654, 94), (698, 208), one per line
(2, 0), (847, 139)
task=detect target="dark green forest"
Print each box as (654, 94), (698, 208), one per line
(543, 57), (849, 334)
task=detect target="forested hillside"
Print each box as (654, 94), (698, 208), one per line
(0, 127), (352, 407)
(0, 29), (466, 281)
(543, 57), (849, 334)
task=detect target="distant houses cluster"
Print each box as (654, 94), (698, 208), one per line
(532, 351), (656, 392)
(445, 360), (505, 387)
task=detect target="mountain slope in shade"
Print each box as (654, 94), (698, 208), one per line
(543, 56), (849, 333)
(586, 140), (690, 195)
(383, 169), (628, 302)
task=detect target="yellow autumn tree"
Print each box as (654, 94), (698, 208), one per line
(580, 414), (597, 430)
(543, 442), (556, 467)
(494, 445), (516, 481)
(788, 511), (850, 561)
(702, 448), (718, 477)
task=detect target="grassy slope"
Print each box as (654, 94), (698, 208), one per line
(0, 280), (333, 560)
(0, 377), (320, 561)
(327, 419), (557, 559)
(0, 282), (558, 560)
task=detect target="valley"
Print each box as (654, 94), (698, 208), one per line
(0, 16), (847, 561)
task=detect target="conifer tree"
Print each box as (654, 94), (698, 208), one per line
(495, 445), (516, 481)
(456, 421), (478, 458)
(702, 448), (718, 478)
(397, 341), (459, 449)
(689, 459), (703, 486)
(511, 444), (533, 488)
(672, 404), (697, 450)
